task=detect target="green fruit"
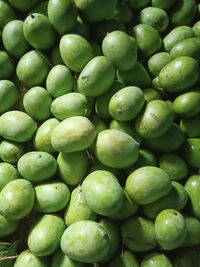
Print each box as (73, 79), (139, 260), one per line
(152, 0), (176, 10)
(95, 129), (140, 168)
(155, 209), (186, 250)
(90, 115), (107, 134)
(82, 170), (123, 216)
(17, 151), (57, 182)
(140, 253), (173, 267)
(50, 45), (64, 65)
(0, 140), (24, 164)
(16, 50), (50, 88)
(148, 52), (171, 77)
(0, 111), (36, 142)
(46, 65), (73, 98)
(102, 31), (137, 71)
(8, 0), (39, 11)
(2, 20), (29, 59)
(0, 80), (18, 114)
(71, 16), (90, 39)
(60, 220), (110, 263)
(51, 249), (83, 267)
(64, 186), (97, 226)
(0, 179), (35, 220)
(51, 116), (96, 153)
(23, 13), (56, 50)
(77, 56), (115, 97)
(28, 214), (65, 257)
(60, 34), (93, 72)
(193, 21), (200, 37)
(126, 0), (150, 10)
(0, 214), (19, 238)
(180, 114), (200, 137)
(183, 138), (200, 168)
(109, 86), (145, 121)
(30, 1), (48, 16)
(14, 250), (48, 267)
(175, 249), (200, 267)
(109, 250), (139, 267)
(132, 24), (162, 58)
(182, 216), (200, 247)
(112, 2), (133, 25)
(0, 51), (14, 79)
(89, 160), (120, 177)
(0, 0), (16, 29)
(121, 216), (156, 252)
(0, 163), (18, 191)
(125, 166), (171, 205)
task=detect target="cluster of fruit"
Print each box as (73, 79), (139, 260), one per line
(0, 0), (200, 266)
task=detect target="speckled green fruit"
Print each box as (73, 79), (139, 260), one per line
(0, 51), (14, 79)
(132, 24), (162, 58)
(77, 56), (115, 97)
(152, 0), (175, 10)
(185, 175), (200, 219)
(0, 0), (16, 29)
(148, 52), (171, 77)
(159, 153), (188, 180)
(28, 214), (65, 257)
(60, 34), (93, 72)
(140, 7), (169, 32)
(0, 214), (19, 238)
(182, 216), (200, 247)
(60, 220), (110, 263)
(0, 163), (18, 191)
(0, 179), (35, 220)
(155, 209), (186, 250)
(180, 114), (200, 138)
(51, 93), (87, 120)
(16, 50), (49, 88)
(17, 151), (57, 182)
(126, 166), (171, 205)
(2, 20), (29, 59)
(52, 116), (95, 153)
(135, 100), (173, 139)
(8, 0), (39, 11)
(175, 249), (200, 267)
(57, 151), (88, 185)
(144, 88), (162, 103)
(109, 86), (145, 121)
(64, 186), (96, 226)
(159, 56), (199, 92)
(48, 0), (77, 35)
(0, 80), (18, 114)
(183, 138), (200, 168)
(121, 216), (156, 252)
(0, 111), (36, 142)
(193, 21), (200, 37)
(51, 249), (84, 267)
(141, 253), (173, 267)
(82, 170), (123, 216)
(95, 129), (139, 168)
(163, 26), (195, 52)
(34, 118), (59, 153)
(109, 250), (139, 267)
(23, 13), (55, 50)
(14, 250), (48, 267)
(102, 31), (137, 71)
(46, 65), (73, 98)
(143, 181), (188, 219)
(0, 140), (24, 164)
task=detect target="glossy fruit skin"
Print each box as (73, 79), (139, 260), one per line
(0, 214), (19, 238)
(0, 140), (24, 164)
(17, 151), (57, 182)
(126, 166), (171, 205)
(0, 0), (16, 29)
(0, 50), (14, 79)
(8, 0), (39, 11)
(14, 250), (48, 267)
(77, 56), (115, 97)
(48, 0), (77, 35)
(183, 138), (200, 168)
(0, 163), (18, 191)
(180, 114), (200, 138)
(0, 179), (35, 220)
(95, 129), (139, 168)
(143, 88), (161, 103)
(109, 250), (139, 267)
(182, 216), (200, 247)
(60, 220), (110, 263)
(140, 252), (173, 267)
(51, 116), (96, 153)
(155, 209), (186, 250)
(0, 80), (18, 114)
(82, 170), (123, 216)
(0, 111), (36, 142)
(28, 214), (65, 257)
(51, 249), (83, 267)
(193, 21), (200, 37)
(148, 52), (171, 77)
(121, 216), (156, 252)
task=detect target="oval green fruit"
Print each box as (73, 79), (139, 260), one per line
(0, 140), (24, 164)
(51, 249), (83, 267)
(0, 0), (16, 29)
(152, 0), (175, 10)
(0, 214), (19, 238)
(0, 80), (18, 114)
(0, 50), (14, 79)
(140, 252), (173, 267)
(182, 216), (200, 247)
(180, 114), (200, 138)
(0, 163), (18, 191)
(8, 0), (39, 11)
(183, 138), (200, 168)
(148, 52), (171, 77)
(14, 250), (48, 267)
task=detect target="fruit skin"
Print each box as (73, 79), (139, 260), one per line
(82, 170), (123, 216)
(155, 209), (186, 250)
(0, 214), (19, 238)
(28, 214), (65, 257)
(8, 0), (39, 11)
(95, 129), (140, 168)
(109, 250), (139, 267)
(0, 0), (16, 29)
(140, 252), (173, 267)
(180, 114), (200, 138)
(51, 116), (96, 153)
(48, 0), (77, 35)
(0, 111), (37, 143)
(158, 56), (199, 92)
(17, 151), (57, 182)
(77, 56), (115, 97)
(60, 220), (110, 263)
(0, 163), (18, 191)
(193, 21), (200, 37)
(125, 166), (172, 205)
(175, 249), (200, 267)
(0, 80), (18, 114)
(16, 50), (50, 88)
(182, 216), (200, 247)
(14, 250), (48, 267)
(126, 0), (150, 10)
(0, 50), (14, 79)
(0, 179), (35, 220)
(152, 0), (176, 10)
(60, 34), (93, 72)
(183, 138), (200, 168)
(102, 31), (137, 71)
(148, 52), (171, 77)
(0, 140), (24, 164)
(51, 249), (83, 267)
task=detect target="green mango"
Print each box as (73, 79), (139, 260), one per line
(0, 80), (18, 114)
(0, 140), (24, 163)
(143, 181), (188, 219)
(51, 249), (83, 267)
(0, 50), (14, 79)
(0, 0), (16, 29)
(121, 216), (156, 252)
(193, 21), (200, 37)
(28, 214), (65, 257)
(182, 215), (200, 247)
(14, 250), (48, 267)
(0, 179), (35, 220)
(125, 166), (171, 204)
(183, 138), (200, 168)
(71, 16), (90, 39)
(126, 0), (150, 10)
(60, 220), (110, 263)
(175, 249), (200, 267)
(152, 0), (176, 10)
(155, 209), (186, 250)
(8, 0), (39, 11)
(180, 113), (200, 137)
(143, 88), (162, 102)
(50, 45), (64, 66)
(152, 76), (161, 89)
(111, 2), (133, 25)
(90, 115), (107, 134)
(17, 151), (57, 182)
(64, 186), (97, 226)
(148, 52), (171, 77)
(30, 1), (48, 15)
(109, 250), (139, 267)
(0, 163), (18, 191)
(0, 214), (19, 238)
(140, 252), (173, 267)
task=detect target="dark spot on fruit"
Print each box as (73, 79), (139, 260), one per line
(150, 112), (160, 122)
(82, 75), (90, 82)
(173, 211), (178, 215)
(31, 14), (35, 19)
(39, 154), (42, 158)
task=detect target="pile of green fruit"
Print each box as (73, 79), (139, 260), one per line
(1, 0), (200, 266)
